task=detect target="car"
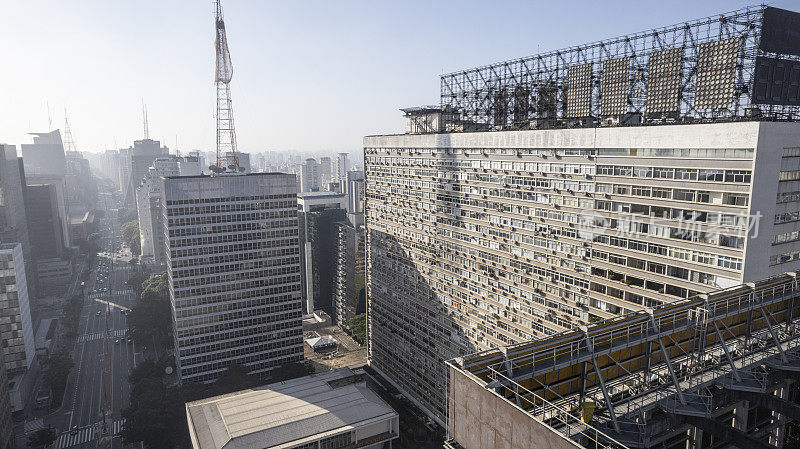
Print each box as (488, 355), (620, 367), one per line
(70, 425), (78, 436)
(115, 339), (120, 344)
(96, 311), (101, 316)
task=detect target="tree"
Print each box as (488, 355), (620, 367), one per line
(141, 271), (169, 299)
(43, 353), (74, 407)
(28, 426), (56, 448)
(126, 272), (149, 296)
(212, 363), (261, 395)
(121, 220), (141, 255)
(127, 298), (172, 347)
(349, 313), (367, 345)
(118, 208), (137, 223)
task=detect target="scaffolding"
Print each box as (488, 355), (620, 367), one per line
(447, 272), (800, 448)
(438, 6), (800, 132)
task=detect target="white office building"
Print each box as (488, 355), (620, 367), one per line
(336, 152), (350, 182)
(137, 158), (180, 265)
(300, 158), (321, 192)
(163, 173), (303, 382)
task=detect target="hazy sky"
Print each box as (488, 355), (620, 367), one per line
(2, 0), (796, 154)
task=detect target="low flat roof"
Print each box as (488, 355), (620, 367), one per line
(186, 368), (397, 449)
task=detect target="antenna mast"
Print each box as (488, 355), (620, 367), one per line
(142, 102), (150, 140)
(212, 0), (240, 173)
(63, 108), (77, 152)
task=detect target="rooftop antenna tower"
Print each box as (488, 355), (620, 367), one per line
(212, 0), (241, 173)
(142, 102), (150, 140)
(46, 102), (52, 132)
(63, 108), (77, 152)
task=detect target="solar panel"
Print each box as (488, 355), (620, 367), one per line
(566, 63), (592, 118)
(601, 57), (631, 116)
(695, 37), (739, 110)
(647, 48), (683, 115)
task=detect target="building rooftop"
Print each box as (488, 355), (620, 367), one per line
(296, 191), (345, 198)
(186, 368), (397, 449)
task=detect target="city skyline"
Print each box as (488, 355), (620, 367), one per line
(2, 0), (795, 154)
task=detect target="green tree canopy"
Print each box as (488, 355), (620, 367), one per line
(43, 353), (74, 407)
(28, 426), (56, 448)
(349, 313), (366, 345)
(121, 220), (141, 255)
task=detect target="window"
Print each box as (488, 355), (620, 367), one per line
(673, 189), (696, 202)
(724, 170), (752, 183)
(717, 256), (743, 270)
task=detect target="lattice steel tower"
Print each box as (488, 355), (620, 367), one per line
(63, 108), (77, 152)
(212, 0), (240, 173)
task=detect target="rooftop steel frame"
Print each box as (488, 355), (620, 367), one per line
(448, 271), (800, 448)
(439, 5), (800, 132)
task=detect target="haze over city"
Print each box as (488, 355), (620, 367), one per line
(2, 0), (796, 153)
(3, 2), (800, 449)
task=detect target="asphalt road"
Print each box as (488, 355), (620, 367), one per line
(40, 207), (143, 449)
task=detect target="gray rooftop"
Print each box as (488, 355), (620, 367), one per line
(185, 368), (397, 449)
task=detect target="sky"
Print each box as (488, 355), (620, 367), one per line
(2, 0), (797, 154)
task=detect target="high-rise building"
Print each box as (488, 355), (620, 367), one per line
(163, 173), (303, 382)
(334, 222), (365, 329)
(364, 5), (800, 424)
(319, 156), (332, 187)
(345, 169), (365, 226)
(0, 351), (13, 449)
(300, 158), (321, 192)
(26, 184), (66, 260)
(0, 144), (37, 298)
(20, 130), (67, 177)
(137, 158), (180, 266)
(297, 192), (347, 315)
(123, 138), (169, 206)
(224, 151), (250, 173)
(0, 243), (34, 376)
(336, 152), (350, 182)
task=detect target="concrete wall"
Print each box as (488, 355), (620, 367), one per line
(744, 122), (800, 281)
(448, 364), (581, 449)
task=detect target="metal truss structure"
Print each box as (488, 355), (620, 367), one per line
(439, 6), (800, 132)
(448, 272), (800, 448)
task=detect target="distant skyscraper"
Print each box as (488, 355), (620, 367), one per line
(20, 130), (67, 177)
(344, 169), (364, 226)
(137, 158), (180, 265)
(164, 173), (303, 382)
(224, 151), (250, 173)
(336, 152), (350, 182)
(123, 138), (169, 206)
(0, 243), (34, 376)
(26, 184), (66, 260)
(319, 156), (332, 187)
(300, 158), (321, 192)
(0, 144), (36, 298)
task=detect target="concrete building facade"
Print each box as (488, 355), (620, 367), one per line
(0, 243), (34, 376)
(319, 156), (332, 187)
(336, 152), (351, 182)
(300, 158), (321, 192)
(334, 222), (365, 329)
(364, 121), (800, 424)
(163, 173), (303, 382)
(137, 157), (181, 265)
